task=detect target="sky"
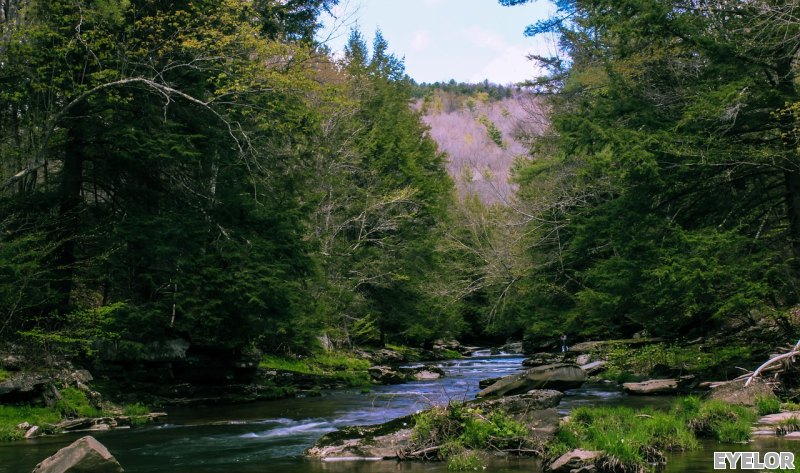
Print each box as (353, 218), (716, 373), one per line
(317, 0), (557, 85)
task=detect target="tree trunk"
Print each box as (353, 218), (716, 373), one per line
(53, 125), (85, 310)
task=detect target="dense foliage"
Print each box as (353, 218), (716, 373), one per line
(0, 0), (462, 362)
(495, 0), (800, 346)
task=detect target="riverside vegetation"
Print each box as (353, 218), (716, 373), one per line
(3, 0), (800, 469)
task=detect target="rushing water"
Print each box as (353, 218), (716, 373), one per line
(0, 355), (798, 472)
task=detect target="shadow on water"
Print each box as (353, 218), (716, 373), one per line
(1, 354), (798, 472)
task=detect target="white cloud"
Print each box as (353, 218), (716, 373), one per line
(464, 26), (506, 51)
(411, 30), (431, 52)
(469, 46), (543, 84)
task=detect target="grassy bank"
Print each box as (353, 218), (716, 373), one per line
(596, 342), (755, 383)
(0, 387), (153, 442)
(259, 351), (372, 388)
(549, 397), (759, 472)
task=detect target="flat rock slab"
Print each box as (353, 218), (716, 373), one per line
(477, 364), (586, 397)
(31, 436), (124, 473)
(580, 361), (606, 375)
(623, 379), (678, 395)
(758, 412), (800, 425)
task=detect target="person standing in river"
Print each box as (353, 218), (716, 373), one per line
(560, 334), (568, 352)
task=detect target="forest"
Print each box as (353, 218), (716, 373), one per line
(1, 0), (800, 375)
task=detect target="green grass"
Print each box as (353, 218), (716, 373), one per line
(447, 449), (483, 471)
(0, 405), (61, 441)
(0, 387), (158, 441)
(681, 398), (757, 443)
(597, 343), (753, 381)
(410, 402), (535, 467)
(548, 398), (759, 471)
(56, 387), (104, 418)
(259, 351), (371, 387)
(782, 401), (800, 411)
(552, 406), (698, 471)
(0, 369), (9, 382)
(756, 395), (782, 415)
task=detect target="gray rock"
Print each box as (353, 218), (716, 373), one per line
(410, 370), (441, 381)
(523, 353), (567, 367)
(477, 364), (586, 397)
(31, 436), (124, 473)
(0, 372), (50, 403)
(370, 349), (405, 365)
(368, 365), (406, 384)
(709, 378), (777, 407)
(401, 364), (445, 381)
(623, 379), (679, 395)
(757, 412), (800, 425)
(580, 361), (606, 376)
(547, 449), (600, 473)
(501, 342), (524, 354)
(575, 354), (591, 366)
(478, 376), (503, 389)
(24, 425), (41, 439)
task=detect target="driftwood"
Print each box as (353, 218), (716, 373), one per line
(745, 339), (800, 387)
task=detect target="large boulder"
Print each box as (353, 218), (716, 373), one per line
(0, 372), (51, 404)
(31, 436), (124, 473)
(477, 364), (586, 397)
(477, 389), (563, 441)
(709, 378), (777, 407)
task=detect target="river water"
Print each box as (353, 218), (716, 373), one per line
(0, 354), (797, 472)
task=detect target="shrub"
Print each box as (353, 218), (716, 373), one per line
(682, 400), (756, 443)
(409, 402), (534, 463)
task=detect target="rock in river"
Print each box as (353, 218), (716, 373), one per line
(31, 436), (124, 473)
(477, 364), (586, 397)
(307, 390), (564, 461)
(622, 379), (679, 395)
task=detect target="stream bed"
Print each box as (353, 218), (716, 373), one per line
(0, 354), (797, 472)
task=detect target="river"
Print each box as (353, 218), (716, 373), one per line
(0, 354), (797, 472)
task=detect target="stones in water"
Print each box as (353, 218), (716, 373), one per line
(477, 364), (586, 397)
(31, 436), (124, 473)
(368, 364), (445, 384)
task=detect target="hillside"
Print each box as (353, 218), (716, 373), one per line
(416, 88), (546, 205)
